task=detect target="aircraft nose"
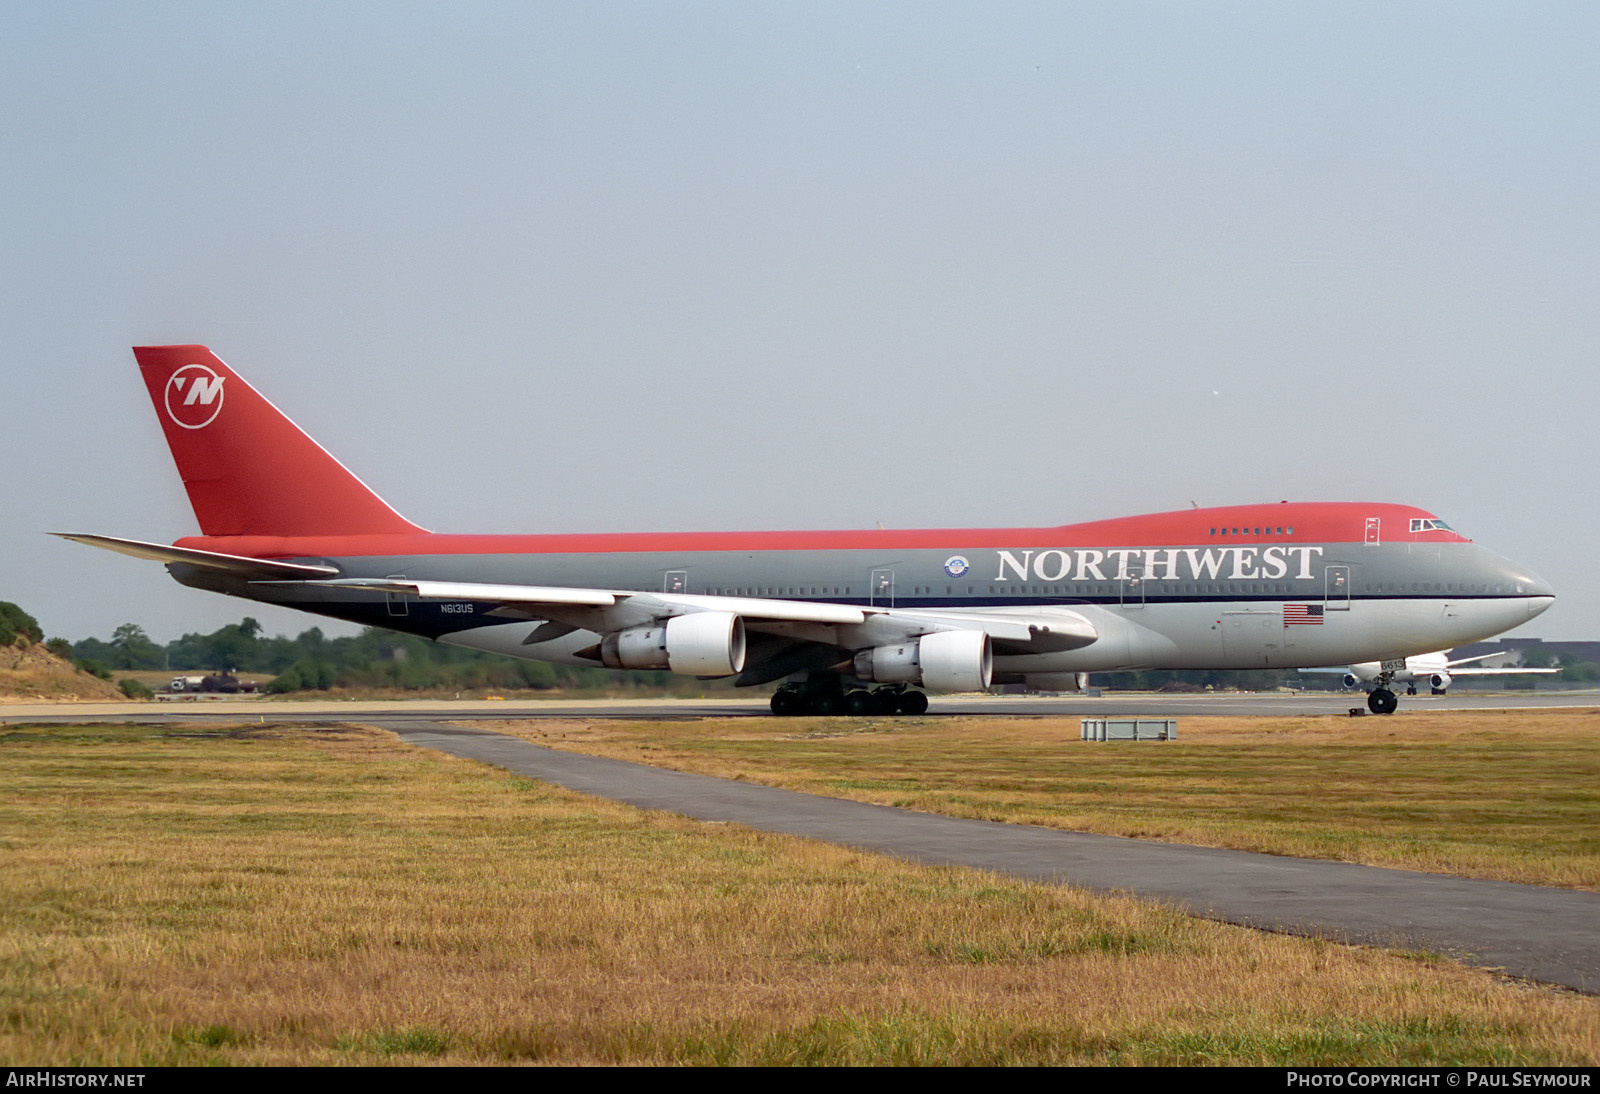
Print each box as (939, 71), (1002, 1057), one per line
(1479, 547), (1554, 619)
(1514, 568), (1555, 619)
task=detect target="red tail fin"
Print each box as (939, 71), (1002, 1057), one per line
(134, 345), (425, 537)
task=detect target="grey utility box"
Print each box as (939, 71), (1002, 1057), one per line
(1080, 718), (1177, 741)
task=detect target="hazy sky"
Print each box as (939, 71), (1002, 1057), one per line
(4, 2), (1595, 644)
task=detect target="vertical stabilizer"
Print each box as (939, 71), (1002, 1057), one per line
(134, 345), (425, 537)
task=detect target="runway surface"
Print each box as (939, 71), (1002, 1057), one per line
(375, 719), (1600, 993)
(5, 687), (1598, 724)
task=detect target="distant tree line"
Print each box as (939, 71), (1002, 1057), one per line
(67, 617), (685, 694)
(0, 602), (43, 646)
(16, 599), (1598, 695)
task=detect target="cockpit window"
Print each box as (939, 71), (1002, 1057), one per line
(1409, 518), (1455, 533)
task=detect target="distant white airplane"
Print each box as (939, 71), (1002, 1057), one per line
(1309, 650), (1559, 698)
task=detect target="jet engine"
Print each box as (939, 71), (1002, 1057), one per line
(1429, 672), (1452, 691)
(600, 612), (746, 676)
(852, 630), (992, 692)
(1342, 673), (1360, 689)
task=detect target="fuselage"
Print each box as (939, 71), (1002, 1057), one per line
(168, 500), (1554, 681)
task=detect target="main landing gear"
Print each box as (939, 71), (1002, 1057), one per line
(769, 676), (929, 716)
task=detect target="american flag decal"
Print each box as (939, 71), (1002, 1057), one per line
(1284, 603), (1324, 626)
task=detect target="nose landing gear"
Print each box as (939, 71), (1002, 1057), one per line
(1365, 665), (1402, 715)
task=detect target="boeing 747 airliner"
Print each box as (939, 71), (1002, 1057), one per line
(60, 346), (1555, 715)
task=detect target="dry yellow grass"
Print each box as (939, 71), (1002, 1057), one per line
(2, 720), (1596, 1064)
(479, 708), (1600, 889)
(0, 641), (123, 702)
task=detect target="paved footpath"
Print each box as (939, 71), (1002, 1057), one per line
(375, 720), (1600, 994)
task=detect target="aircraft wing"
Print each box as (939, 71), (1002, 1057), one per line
(274, 577), (1097, 650)
(1439, 666), (1560, 676)
(1442, 652), (1558, 675)
(1444, 652), (1506, 669)
(284, 578), (624, 608)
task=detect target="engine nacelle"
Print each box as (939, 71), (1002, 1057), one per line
(1429, 672), (1452, 691)
(600, 612), (746, 676)
(1342, 673), (1360, 689)
(853, 641), (921, 684)
(852, 630), (992, 692)
(1021, 672), (1090, 693)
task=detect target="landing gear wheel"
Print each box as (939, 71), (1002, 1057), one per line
(1406, 684), (1418, 696)
(770, 689), (801, 716)
(897, 691), (929, 716)
(812, 690), (843, 716)
(844, 690), (874, 716)
(1368, 688), (1398, 715)
(871, 687), (902, 715)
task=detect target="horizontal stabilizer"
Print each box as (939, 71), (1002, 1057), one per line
(55, 533), (339, 578)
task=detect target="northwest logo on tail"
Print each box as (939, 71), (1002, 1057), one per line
(164, 364), (225, 429)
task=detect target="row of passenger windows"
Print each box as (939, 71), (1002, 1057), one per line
(696, 582), (1517, 597)
(706, 584), (1318, 597)
(1210, 527), (1294, 536)
(969, 583), (1302, 596)
(708, 587), (850, 597)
